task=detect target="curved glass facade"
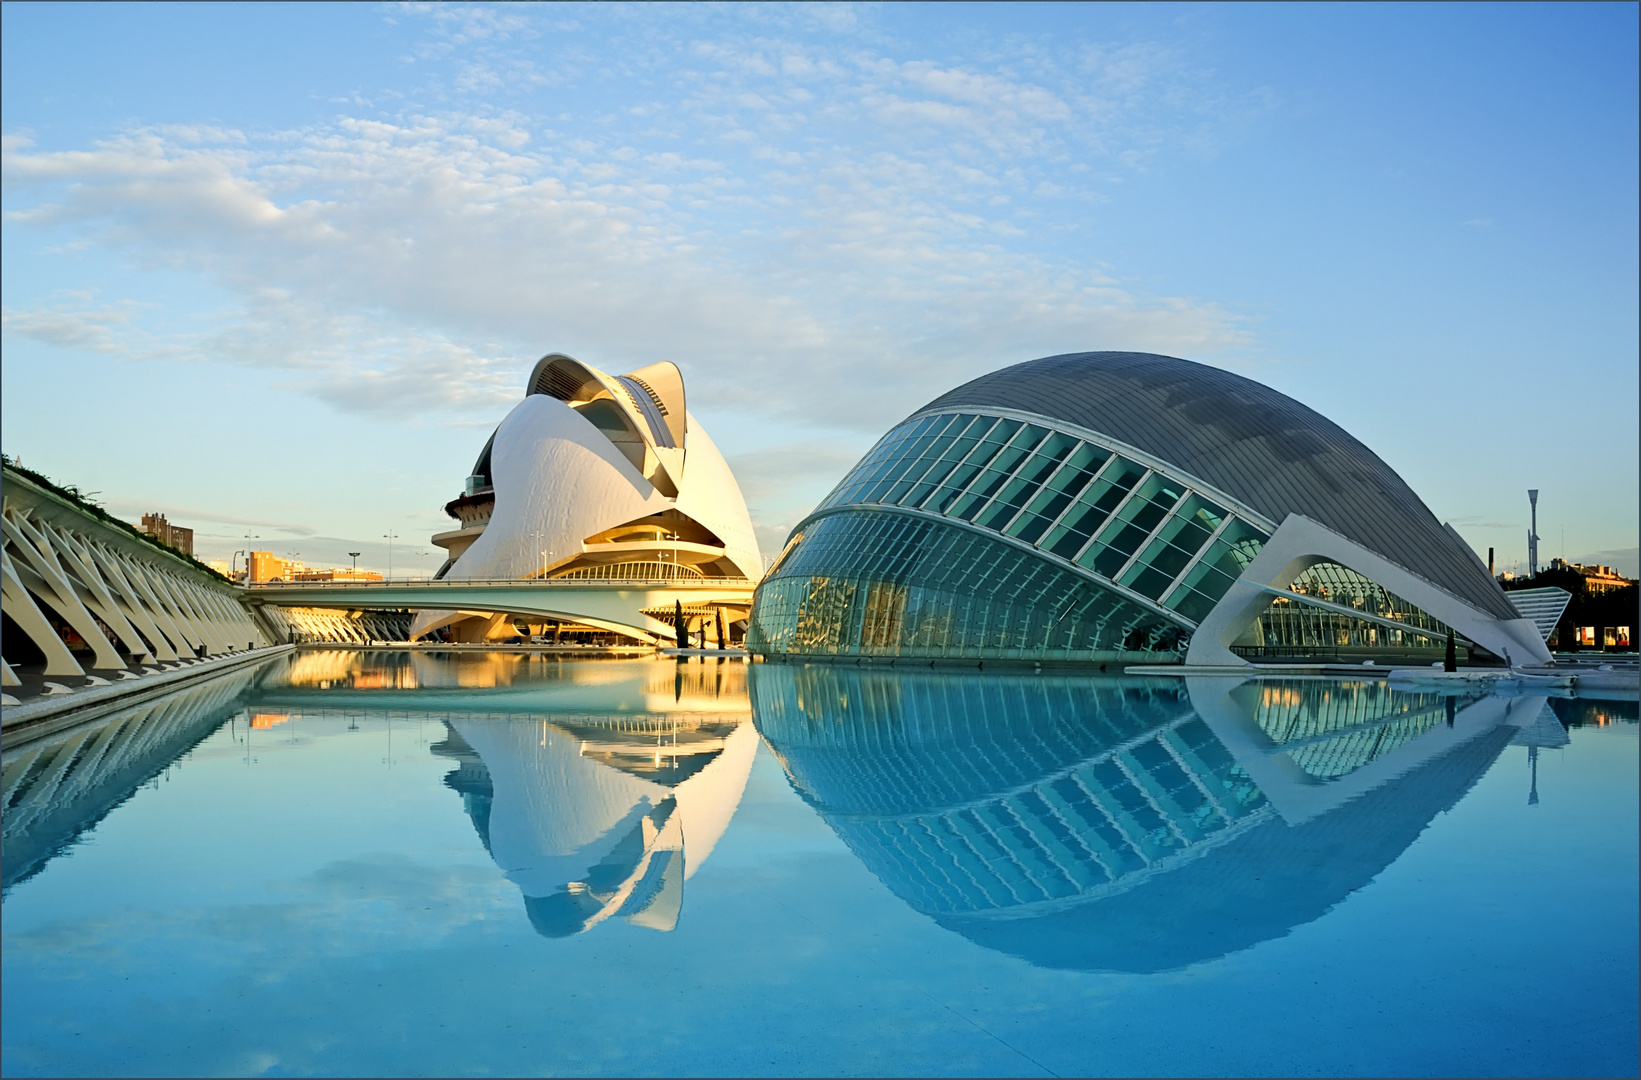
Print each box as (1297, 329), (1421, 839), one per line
(749, 510), (1189, 661)
(750, 410), (1272, 661)
(1234, 560), (1464, 663)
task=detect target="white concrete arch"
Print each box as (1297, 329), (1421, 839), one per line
(1185, 514), (1551, 668)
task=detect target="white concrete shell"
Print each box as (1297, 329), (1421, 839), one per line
(446, 397), (759, 583)
(411, 354), (760, 642)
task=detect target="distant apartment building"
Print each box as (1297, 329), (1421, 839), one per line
(245, 552), (381, 583)
(141, 512), (194, 557)
(247, 551), (298, 583)
(1547, 558), (1635, 595)
(293, 568), (384, 583)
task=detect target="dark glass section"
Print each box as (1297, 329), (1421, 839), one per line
(1164, 518), (1268, 622)
(747, 510), (1190, 661)
(1079, 473), (1187, 579)
(924, 418), (1020, 514)
(1121, 494), (1227, 600)
(947, 425), (1048, 522)
(973, 432), (1078, 533)
(1003, 443), (1108, 546)
(1041, 456), (1146, 561)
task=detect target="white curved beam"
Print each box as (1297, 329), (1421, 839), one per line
(1186, 513), (1551, 668)
(1, 549), (86, 677)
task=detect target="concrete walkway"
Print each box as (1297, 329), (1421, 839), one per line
(1, 645), (295, 745)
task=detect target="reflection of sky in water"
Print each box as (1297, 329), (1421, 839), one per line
(1, 652), (1634, 1078)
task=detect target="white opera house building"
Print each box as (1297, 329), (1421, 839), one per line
(410, 354), (762, 645)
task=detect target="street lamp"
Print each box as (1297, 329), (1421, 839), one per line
(383, 532), (398, 581)
(238, 532), (260, 583)
(349, 552), (361, 579)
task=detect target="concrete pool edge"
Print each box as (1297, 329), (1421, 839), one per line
(1, 645), (295, 749)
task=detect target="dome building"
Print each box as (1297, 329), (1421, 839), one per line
(412, 354), (761, 644)
(748, 351), (1548, 667)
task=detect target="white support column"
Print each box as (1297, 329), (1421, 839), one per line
(42, 524), (155, 664)
(2, 513), (126, 670)
(144, 568), (211, 654)
(172, 577), (231, 654)
(162, 575), (224, 654)
(196, 583), (247, 650)
(209, 588), (258, 646)
(114, 553), (199, 655)
(87, 545), (182, 661)
(200, 584), (249, 646)
(1, 549), (86, 677)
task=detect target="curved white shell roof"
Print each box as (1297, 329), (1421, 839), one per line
(443, 366), (760, 583)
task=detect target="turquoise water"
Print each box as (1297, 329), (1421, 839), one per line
(2, 651), (1636, 1078)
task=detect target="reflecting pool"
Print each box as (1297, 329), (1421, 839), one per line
(2, 651), (1636, 1077)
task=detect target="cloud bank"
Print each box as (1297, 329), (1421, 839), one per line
(3, 8), (1264, 440)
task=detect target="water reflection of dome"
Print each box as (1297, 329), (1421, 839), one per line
(752, 665), (1531, 973)
(432, 713), (757, 937)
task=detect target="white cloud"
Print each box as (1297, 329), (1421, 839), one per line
(2, 8), (1270, 557)
(101, 499), (320, 537)
(1, 299), (138, 353)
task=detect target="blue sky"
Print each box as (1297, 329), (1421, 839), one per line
(3, 2), (1636, 576)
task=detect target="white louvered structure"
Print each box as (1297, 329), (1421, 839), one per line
(1504, 587), (1573, 645)
(2, 468), (267, 687)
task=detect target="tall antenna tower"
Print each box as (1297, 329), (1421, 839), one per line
(1527, 489), (1540, 577)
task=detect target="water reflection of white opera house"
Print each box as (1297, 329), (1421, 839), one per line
(421, 660), (757, 937)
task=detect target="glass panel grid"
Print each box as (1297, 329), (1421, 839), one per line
(974, 433), (1078, 533)
(793, 411), (1291, 641)
(1164, 519), (1269, 621)
(747, 509), (1190, 660)
(1077, 472), (1183, 579)
(1118, 493), (1227, 601)
(1040, 457), (1146, 563)
(947, 425), (1049, 522)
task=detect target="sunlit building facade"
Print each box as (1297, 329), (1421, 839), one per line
(749, 351), (1550, 667)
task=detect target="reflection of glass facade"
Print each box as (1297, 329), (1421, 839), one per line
(752, 666), (1272, 918)
(751, 410), (1273, 661)
(750, 663), (1518, 972)
(1234, 678), (1460, 779)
